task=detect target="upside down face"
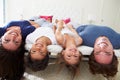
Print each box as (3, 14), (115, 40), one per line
(93, 36), (114, 64)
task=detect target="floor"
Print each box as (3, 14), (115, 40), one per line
(24, 58), (120, 80)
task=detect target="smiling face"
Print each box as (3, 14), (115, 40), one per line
(62, 47), (81, 65)
(93, 36), (114, 64)
(30, 39), (48, 61)
(1, 27), (22, 51)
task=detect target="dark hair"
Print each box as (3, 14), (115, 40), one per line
(89, 51), (118, 78)
(56, 51), (82, 80)
(0, 40), (25, 80)
(25, 52), (49, 71)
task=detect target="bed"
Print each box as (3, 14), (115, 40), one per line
(24, 8), (120, 80)
(25, 15), (120, 59)
(47, 45), (120, 59)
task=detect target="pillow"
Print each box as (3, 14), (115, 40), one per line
(63, 18), (71, 24)
(25, 44), (120, 58)
(25, 44), (32, 52)
(114, 49), (120, 57)
(78, 45), (120, 57)
(40, 15), (53, 23)
(47, 45), (93, 56)
(25, 44), (63, 53)
(77, 46), (93, 55)
(47, 45), (63, 53)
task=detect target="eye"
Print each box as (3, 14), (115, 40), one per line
(31, 50), (36, 54)
(67, 55), (71, 57)
(94, 52), (100, 55)
(4, 38), (10, 42)
(105, 52), (112, 56)
(74, 55), (79, 57)
(2, 38), (10, 43)
(14, 41), (20, 44)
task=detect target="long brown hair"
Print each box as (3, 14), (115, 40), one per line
(0, 40), (25, 80)
(89, 51), (118, 78)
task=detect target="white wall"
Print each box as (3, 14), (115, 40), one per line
(0, 0), (4, 25)
(5, 0), (120, 32)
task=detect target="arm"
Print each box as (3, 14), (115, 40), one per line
(29, 21), (40, 28)
(55, 20), (64, 46)
(67, 24), (83, 46)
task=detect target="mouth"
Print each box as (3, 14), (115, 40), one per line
(10, 32), (18, 36)
(36, 43), (43, 47)
(70, 48), (77, 52)
(97, 37), (108, 44)
(98, 42), (108, 47)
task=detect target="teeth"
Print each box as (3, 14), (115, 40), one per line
(11, 32), (17, 36)
(70, 48), (76, 52)
(36, 43), (42, 47)
(99, 43), (107, 47)
(98, 39), (107, 44)
(100, 43), (106, 46)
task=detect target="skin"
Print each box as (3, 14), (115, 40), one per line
(30, 37), (51, 61)
(1, 26), (22, 51)
(1, 21), (40, 51)
(93, 36), (114, 64)
(29, 21), (40, 28)
(62, 45), (81, 65)
(55, 20), (83, 65)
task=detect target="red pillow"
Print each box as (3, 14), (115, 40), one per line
(63, 18), (71, 24)
(40, 15), (53, 22)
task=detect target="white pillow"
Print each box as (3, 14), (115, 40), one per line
(25, 44), (32, 51)
(25, 44), (120, 58)
(47, 45), (120, 57)
(77, 46), (93, 55)
(25, 44), (63, 53)
(47, 45), (63, 53)
(78, 45), (120, 57)
(114, 49), (120, 57)
(47, 45), (93, 56)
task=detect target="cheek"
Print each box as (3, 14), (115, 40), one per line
(94, 54), (113, 64)
(18, 35), (22, 40)
(2, 43), (18, 51)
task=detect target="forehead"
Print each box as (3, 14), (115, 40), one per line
(65, 58), (79, 65)
(94, 52), (113, 64)
(2, 42), (20, 51)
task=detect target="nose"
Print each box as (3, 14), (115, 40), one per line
(99, 44), (106, 51)
(10, 35), (17, 40)
(70, 52), (76, 56)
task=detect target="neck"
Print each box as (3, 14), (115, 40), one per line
(64, 34), (76, 48)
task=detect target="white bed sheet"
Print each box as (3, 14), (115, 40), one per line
(48, 45), (120, 58)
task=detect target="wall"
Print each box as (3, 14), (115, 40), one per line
(0, 0), (4, 25)
(5, 0), (120, 32)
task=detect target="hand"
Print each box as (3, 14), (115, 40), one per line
(57, 20), (64, 30)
